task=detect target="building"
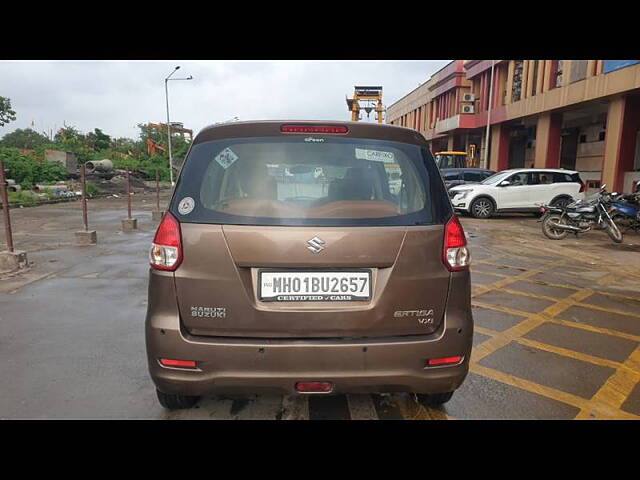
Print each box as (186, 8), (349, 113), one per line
(386, 60), (640, 193)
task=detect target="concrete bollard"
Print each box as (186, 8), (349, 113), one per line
(0, 250), (27, 272)
(121, 218), (138, 232)
(74, 230), (97, 246)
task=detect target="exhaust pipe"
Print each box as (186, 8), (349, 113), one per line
(546, 221), (587, 233)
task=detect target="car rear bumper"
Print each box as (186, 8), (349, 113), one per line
(147, 329), (470, 396)
(145, 271), (473, 396)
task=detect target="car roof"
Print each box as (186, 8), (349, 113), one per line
(498, 168), (578, 174)
(441, 167), (494, 172)
(194, 120), (426, 145)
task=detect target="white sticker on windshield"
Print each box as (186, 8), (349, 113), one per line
(215, 147), (239, 169)
(178, 197), (195, 215)
(355, 148), (395, 163)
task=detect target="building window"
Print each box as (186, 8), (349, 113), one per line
(570, 60), (588, 83)
(554, 61), (564, 88)
(512, 61), (524, 102)
(531, 60), (539, 96)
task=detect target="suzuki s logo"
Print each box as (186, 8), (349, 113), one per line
(306, 236), (326, 253)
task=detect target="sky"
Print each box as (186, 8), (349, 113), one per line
(0, 60), (451, 140)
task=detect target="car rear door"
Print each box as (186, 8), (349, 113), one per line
(169, 122), (455, 339)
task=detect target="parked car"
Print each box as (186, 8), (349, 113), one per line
(449, 168), (585, 219)
(146, 121), (473, 409)
(442, 168), (495, 190)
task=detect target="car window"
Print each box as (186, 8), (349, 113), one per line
(443, 171), (461, 181)
(553, 172), (574, 183)
(172, 136), (451, 227)
(530, 172), (553, 185)
(507, 172), (529, 186)
(463, 171), (486, 182)
(482, 171), (512, 185)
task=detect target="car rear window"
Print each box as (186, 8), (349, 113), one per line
(170, 135), (450, 226)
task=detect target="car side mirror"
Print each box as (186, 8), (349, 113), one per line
(499, 180), (511, 187)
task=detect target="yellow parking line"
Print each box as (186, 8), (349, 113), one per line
(574, 301), (640, 320)
(470, 364), (640, 420)
(471, 316), (544, 363)
(472, 260), (567, 298)
(547, 317), (640, 343)
(473, 326), (500, 337)
(515, 337), (630, 373)
(575, 345), (640, 419)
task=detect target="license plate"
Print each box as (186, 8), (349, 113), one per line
(259, 270), (371, 302)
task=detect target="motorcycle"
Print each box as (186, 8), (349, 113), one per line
(539, 185), (623, 243)
(609, 189), (640, 234)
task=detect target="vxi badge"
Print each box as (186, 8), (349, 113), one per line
(394, 309), (434, 325)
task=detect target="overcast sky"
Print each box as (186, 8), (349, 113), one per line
(0, 60), (451, 140)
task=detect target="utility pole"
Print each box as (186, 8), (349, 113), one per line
(482, 60), (496, 170)
(164, 66), (193, 187)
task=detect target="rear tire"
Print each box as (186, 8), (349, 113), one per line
(416, 391), (454, 406)
(156, 389), (199, 410)
(551, 197), (572, 210)
(470, 197), (494, 219)
(542, 214), (569, 240)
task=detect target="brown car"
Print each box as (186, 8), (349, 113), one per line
(145, 120), (472, 410)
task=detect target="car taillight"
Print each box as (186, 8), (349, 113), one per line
(579, 181), (585, 193)
(443, 215), (470, 272)
(149, 212), (183, 271)
(280, 124), (349, 134)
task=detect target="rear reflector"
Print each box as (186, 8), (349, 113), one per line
(160, 358), (197, 368)
(281, 125), (348, 134)
(295, 381), (333, 393)
(427, 356), (463, 367)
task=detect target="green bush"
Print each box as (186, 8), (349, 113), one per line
(8, 191), (37, 207)
(85, 182), (99, 197)
(0, 147), (69, 187)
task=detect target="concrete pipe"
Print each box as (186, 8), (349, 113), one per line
(85, 159), (114, 174)
(35, 184), (69, 193)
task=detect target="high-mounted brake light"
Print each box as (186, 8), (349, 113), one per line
(149, 212), (183, 271)
(427, 356), (463, 367)
(442, 215), (470, 272)
(160, 358), (197, 369)
(280, 125), (349, 134)
(295, 381), (333, 393)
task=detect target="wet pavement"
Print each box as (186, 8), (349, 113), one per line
(1, 199), (639, 419)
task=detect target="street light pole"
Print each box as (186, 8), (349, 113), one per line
(164, 66), (193, 187)
(482, 60), (495, 170)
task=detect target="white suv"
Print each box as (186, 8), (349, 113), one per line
(449, 168), (585, 219)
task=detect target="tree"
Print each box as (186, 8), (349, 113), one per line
(0, 96), (17, 127)
(54, 125), (86, 151)
(1, 128), (51, 149)
(92, 128), (111, 151)
(85, 128), (111, 151)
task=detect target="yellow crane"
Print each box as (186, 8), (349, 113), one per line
(346, 86), (384, 123)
